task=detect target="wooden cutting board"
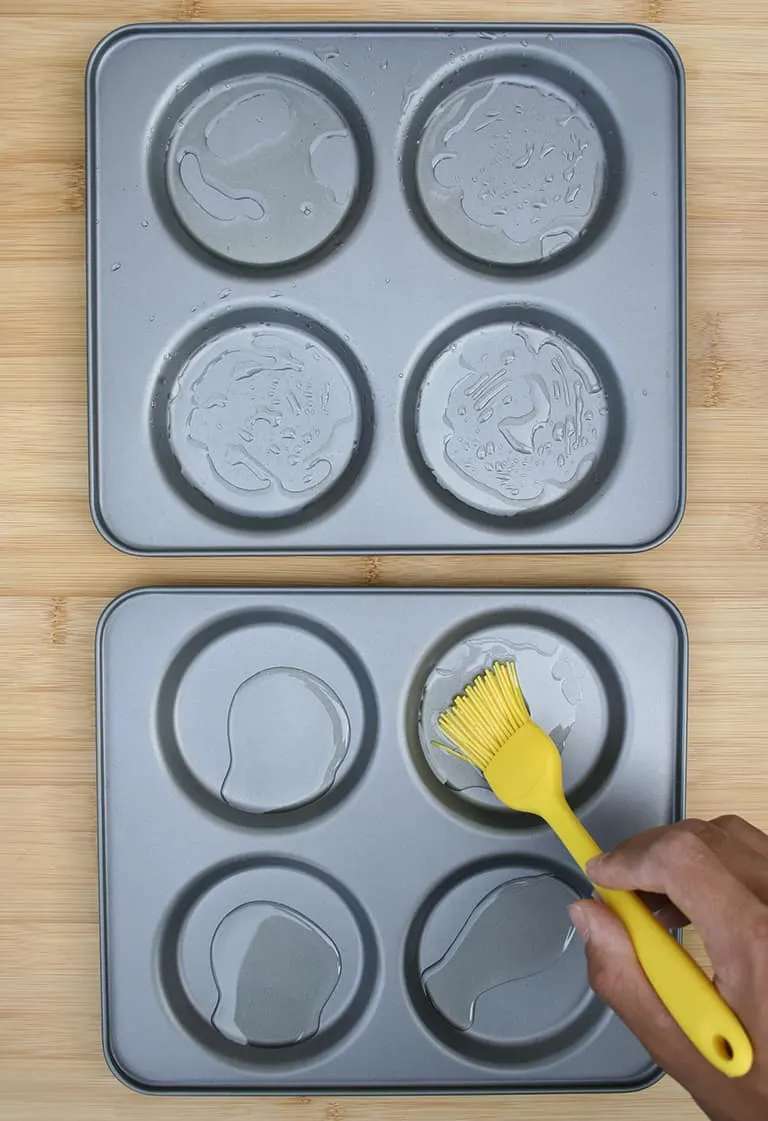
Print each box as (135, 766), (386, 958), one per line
(1, 1), (767, 1118)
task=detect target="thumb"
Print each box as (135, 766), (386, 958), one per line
(568, 899), (704, 1078)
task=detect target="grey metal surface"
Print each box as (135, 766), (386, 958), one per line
(87, 24), (685, 554)
(96, 587), (687, 1092)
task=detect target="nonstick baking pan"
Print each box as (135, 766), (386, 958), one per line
(96, 587), (687, 1092)
(86, 23), (685, 554)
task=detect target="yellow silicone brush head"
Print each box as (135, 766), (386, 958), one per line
(436, 658), (564, 813)
(437, 660), (532, 770)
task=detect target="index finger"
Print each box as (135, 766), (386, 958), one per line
(586, 824), (766, 980)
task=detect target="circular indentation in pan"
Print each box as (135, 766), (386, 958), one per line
(160, 857), (377, 1064)
(152, 308), (372, 529)
(406, 609), (625, 830)
(401, 53), (622, 273)
(404, 306), (623, 527)
(155, 608), (377, 826)
(405, 857), (603, 1064)
(161, 59), (370, 270)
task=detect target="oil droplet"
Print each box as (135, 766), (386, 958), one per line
(211, 901), (341, 1045)
(140, 219), (149, 228)
(402, 88), (420, 115)
(423, 876), (576, 1030)
(222, 667), (350, 813)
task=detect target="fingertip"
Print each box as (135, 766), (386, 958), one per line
(585, 853), (609, 881)
(568, 900), (594, 943)
(574, 905), (649, 1010)
(569, 899), (630, 957)
(572, 897), (627, 941)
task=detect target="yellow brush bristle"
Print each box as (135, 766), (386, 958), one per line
(437, 660), (531, 772)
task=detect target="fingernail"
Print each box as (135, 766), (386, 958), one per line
(568, 902), (593, 944)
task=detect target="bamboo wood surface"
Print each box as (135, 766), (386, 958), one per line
(1, 1), (767, 1117)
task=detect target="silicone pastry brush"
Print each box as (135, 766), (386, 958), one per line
(435, 660), (753, 1078)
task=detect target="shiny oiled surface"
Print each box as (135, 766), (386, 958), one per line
(1, 0), (767, 1118)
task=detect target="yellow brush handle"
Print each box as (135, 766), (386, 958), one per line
(544, 794), (753, 1077)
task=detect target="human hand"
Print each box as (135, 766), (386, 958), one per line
(568, 816), (768, 1121)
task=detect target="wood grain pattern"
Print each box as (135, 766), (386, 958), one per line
(1, 2), (766, 1117)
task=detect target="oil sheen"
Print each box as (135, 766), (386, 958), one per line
(210, 901), (342, 1046)
(423, 875), (577, 1031)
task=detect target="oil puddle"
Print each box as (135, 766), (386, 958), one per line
(419, 627), (606, 809)
(177, 151), (265, 222)
(167, 322), (359, 518)
(222, 667), (350, 813)
(423, 875), (576, 1031)
(309, 130), (358, 207)
(415, 322), (609, 516)
(167, 74), (359, 267)
(204, 87), (291, 158)
(210, 901), (342, 1046)
(415, 76), (605, 265)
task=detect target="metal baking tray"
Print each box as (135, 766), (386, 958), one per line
(96, 587), (687, 1092)
(86, 23), (685, 554)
